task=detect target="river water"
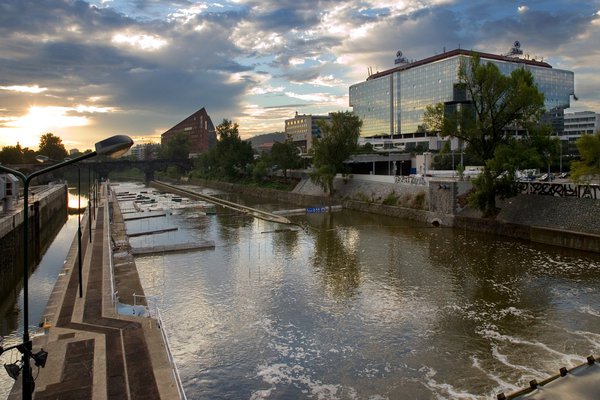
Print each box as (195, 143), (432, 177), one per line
(0, 191), (82, 400)
(109, 182), (600, 399)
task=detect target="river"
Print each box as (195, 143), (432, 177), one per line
(114, 182), (600, 399)
(0, 191), (83, 400)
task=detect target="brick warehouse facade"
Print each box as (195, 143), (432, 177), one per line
(161, 107), (217, 157)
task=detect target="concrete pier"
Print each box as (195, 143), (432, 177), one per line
(7, 183), (182, 399)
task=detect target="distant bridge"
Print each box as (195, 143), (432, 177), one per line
(2, 158), (194, 183)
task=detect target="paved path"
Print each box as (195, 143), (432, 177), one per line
(8, 184), (180, 399)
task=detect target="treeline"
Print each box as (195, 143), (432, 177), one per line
(0, 133), (77, 164)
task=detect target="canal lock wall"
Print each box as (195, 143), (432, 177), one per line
(0, 184), (68, 305)
(187, 176), (600, 254)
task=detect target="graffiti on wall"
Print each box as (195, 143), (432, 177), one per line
(395, 175), (427, 186)
(518, 182), (600, 199)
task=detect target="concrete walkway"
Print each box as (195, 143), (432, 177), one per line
(8, 183), (181, 399)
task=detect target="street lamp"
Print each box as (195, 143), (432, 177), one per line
(0, 135), (133, 399)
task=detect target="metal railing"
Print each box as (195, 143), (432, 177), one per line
(155, 306), (187, 400)
(131, 293), (187, 400)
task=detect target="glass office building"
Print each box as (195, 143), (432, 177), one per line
(349, 49), (575, 142)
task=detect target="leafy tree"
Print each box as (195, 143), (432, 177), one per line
(22, 147), (37, 164)
(214, 119), (254, 179)
(570, 131), (600, 183)
(163, 132), (191, 160)
(193, 119), (253, 180)
(38, 133), (68, 161)
(269, 137), (301, 180)
(0, 144), (24, 164)
(424, 55), (546, 216)
(309, 111), (362, 195)
(252, 159), (269, 182)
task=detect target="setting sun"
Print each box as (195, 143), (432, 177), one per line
(0, 106), (91, 149)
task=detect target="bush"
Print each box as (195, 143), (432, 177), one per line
(412, 191), (427, 210)
(382, 191), (399, 206)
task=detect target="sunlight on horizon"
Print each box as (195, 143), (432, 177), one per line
(0, 106), (92, 149)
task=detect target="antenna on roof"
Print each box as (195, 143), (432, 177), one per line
(505, 40), (523, 57)
(394, 50), (408, 65)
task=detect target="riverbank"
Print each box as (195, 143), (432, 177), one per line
(187, 176), (600, 253)
(0, 184), (68, 305)
(6, 182), (181, 399)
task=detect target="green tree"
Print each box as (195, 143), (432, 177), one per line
(215, 119), (254, 179)
(163, 132), (191, 160)
(570, 131), (600, 183)
(38, 133), (68, 161)
(269, 137), (301, 180)
(309, 111), (362, 195)
(0, 144), (24, 164)
(192, 119), (256, 180)
(424, 55), (546, 216)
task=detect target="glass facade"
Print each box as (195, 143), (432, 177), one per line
(349, 52), (575, 139)
(349, 75), (392, 137)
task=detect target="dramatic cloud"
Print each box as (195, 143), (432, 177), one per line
(0, 0), (598, 148)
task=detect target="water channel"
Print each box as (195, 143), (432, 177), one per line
(2, 182), (599, 399)
(117, 182), (600, 399)
(0, 191), (83, 400)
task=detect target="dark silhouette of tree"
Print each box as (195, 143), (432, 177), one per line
(193, 119), (253, 180)
(38, 133), (68, 161)
(0, 144), (24, 164)
(163, 132), (191, 160)
(269, 137), (301, 180)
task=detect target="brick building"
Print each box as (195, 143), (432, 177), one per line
(161, 107), (217, 157)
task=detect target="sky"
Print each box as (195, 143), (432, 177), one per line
(0, 0), (599, 151)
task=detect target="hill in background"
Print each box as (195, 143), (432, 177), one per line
(247, 132), (286, 151)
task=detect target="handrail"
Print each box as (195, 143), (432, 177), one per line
(106, 182), (117, 310)
(155, 307), (187, 400)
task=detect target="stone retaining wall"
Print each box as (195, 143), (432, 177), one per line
(184, 178), (600, 253)
(0, 185), (68, 303)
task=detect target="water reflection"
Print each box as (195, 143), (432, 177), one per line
(119, 182), (600, 399)
(309, 213), (361, 298)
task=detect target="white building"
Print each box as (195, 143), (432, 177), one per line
(0, 173), (20, 212)
(285, 112), (332, 154)
(563, 111), (600, 142)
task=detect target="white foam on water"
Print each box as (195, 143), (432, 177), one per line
(420, 366), (481, 400)
(478, 328), (583, 364)
(471, 355), (519, 392)
(490, 345), (543, 378)
(578, 305), (600, 318)
(252, 362), (359, 400)
(568, 329), (600, 348)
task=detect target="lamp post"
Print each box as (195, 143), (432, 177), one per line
(88, 165), (92, 242)
(0, 135), (133, 399)
(35, 159), (83, 299)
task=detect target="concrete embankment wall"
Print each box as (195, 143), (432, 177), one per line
(0, 184), (68, 302)
(186, 176), (600, 253)
(186, 178), (333, 207)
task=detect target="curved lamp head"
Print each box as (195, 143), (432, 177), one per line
(95, 135), (133, 158)
(35, 155), (51, 163)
